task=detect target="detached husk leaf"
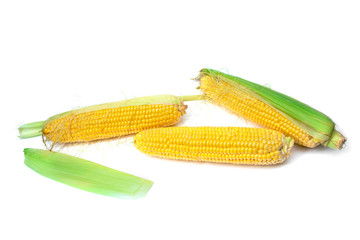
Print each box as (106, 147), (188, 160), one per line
(24, 148), (153, 199)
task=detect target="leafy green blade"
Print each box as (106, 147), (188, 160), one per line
(24, 148), (153, 199)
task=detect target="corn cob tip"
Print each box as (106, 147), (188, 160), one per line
(281, 137), (294, 160)
(179, 104), (188, 115)
(325, 129), (346, 150)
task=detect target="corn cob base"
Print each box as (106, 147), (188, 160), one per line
(134, 127), (294, 165)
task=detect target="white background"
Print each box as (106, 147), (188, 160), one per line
(1, 1), (359, 239)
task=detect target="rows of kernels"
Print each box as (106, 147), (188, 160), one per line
(134, 127), (288, 165)
(43, 104), (182, 143)
(200, 75), (318, 148)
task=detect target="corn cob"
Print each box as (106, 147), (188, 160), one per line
(134, 127), (294, 165)
(197, 69), (346, 149)
(18, 94), (202, 144)
(24, 148), (152, 199)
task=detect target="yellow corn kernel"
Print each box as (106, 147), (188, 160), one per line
(43, 104), (184, 143)
(200, 75), (318, 148)
(134, 127), (294, 165)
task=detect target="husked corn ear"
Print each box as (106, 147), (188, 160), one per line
(134, 127), (294, 165)
(44, 104), (183, 143)
(197, 69), (346, 149)
(18, 94), (202, 144)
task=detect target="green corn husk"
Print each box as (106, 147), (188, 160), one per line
(198, 68), (346, 149)
(24, 148), (153, 199)
(18, 94), (202, 140)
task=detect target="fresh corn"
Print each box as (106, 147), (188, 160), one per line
(134, 127), (294, 165)
(18, 94), (202, 144)
(197, 69), (346, 149)
(24, 148), (152, 199)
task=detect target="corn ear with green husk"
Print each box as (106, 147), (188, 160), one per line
(197, 68), (346, 149)
(24, 148), (153, 199)
(18, 94), (202, 144)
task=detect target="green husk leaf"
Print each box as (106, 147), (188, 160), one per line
(24, 148), (153, 199)
(200, 68), (345, 148)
